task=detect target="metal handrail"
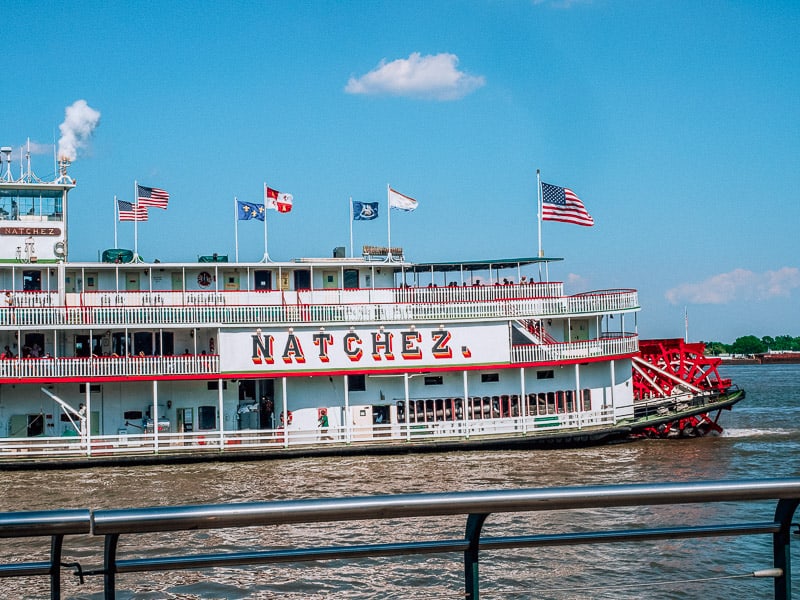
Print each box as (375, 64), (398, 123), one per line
(2, 480), (798, 599)
(90, 478), (800, 600)
(0, 509), (91, 600)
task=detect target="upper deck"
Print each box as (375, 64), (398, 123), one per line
(0, 280), (639, 329)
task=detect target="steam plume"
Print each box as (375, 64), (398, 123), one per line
(58, 100), (101, 161)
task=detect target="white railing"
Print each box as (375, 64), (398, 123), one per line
(393, 282), (564, 304)
(0, 355), (219, 380)
(511, 334), (639, 363)
(0, 290), (639, 328)
(75, 284), (564, 309)
(0, 408), (618, 461)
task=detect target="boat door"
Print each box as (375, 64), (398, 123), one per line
(171, 272), (183, 292)
(65, 270), (78, 293)
(343, 268), (359, 289)
(84, 271), (99, 292)
(176, 408), (194, 433)
(22, 269), (42, 291)
(126, 272), (140, 291)
(350, 405), (373, 440)
(254, 270), (272, 291)
(322, 270), (338, 289)
(74, 335), (92, 357)
(133, 331), (153, 356)
(197, 405), (217, 430)
(293, 269), (311, 290)
(568, 319), (589, 342)
(223, 271), (239, 291)
(8, 414), (43, 437)
(259, 379), (275, 429)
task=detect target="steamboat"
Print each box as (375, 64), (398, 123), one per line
(0, 147), (743, 469)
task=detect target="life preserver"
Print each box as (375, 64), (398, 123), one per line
(197, 271), (212, 287)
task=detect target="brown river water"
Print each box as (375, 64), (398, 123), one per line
(1, 365), (799, 599)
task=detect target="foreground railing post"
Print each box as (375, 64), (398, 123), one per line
(464, 513), (488, 600)
(773, 498), (799, 600)
(103, 533), (120, 600)
(48, 534), (64, 600)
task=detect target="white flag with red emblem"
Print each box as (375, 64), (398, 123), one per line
(265, 184), (293, 213)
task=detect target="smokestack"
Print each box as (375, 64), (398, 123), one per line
(57, 100), (101, 161)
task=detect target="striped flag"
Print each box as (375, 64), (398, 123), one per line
(388, 188), (418, 211)
(541, 182), (594, 226)
(137, 184), (169, 209)
(117, 199), (148, 221)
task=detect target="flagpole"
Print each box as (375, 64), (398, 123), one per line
(234, 196), (239, 263)
(262, 183), (269, 262)
(349, 197), (353, 258)
(536, 169), (543, 258)
(386, 184), (392, 260)
(114, 195), (118, 248)
(536, 169), (543, 280)
(133, 181), (140, 262)
(684, 306), (689, 342)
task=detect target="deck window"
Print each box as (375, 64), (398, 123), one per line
(254, 270), (272, 291)
(424, 376), (443, 386)
(348, 374), (366, 392)
(22, 270), (42, 291)
(197, 406), (217, 430)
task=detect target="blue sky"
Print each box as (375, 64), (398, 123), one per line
(5, 1), (799, 343)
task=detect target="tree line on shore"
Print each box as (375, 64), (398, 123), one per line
(702, 335), (800, 356)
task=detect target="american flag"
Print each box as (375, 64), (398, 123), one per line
(137, 184), (169, 209)
(117, 199), (148, 222)
(541, 182), (594, 227)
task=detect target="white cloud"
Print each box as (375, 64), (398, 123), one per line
(6, 141), (53, 162)
(665, 267), (800, 305)
(565, 272), (590, 293)
(345, 52), (485, 101)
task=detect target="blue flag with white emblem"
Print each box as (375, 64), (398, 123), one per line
(353, 201), (379, 221)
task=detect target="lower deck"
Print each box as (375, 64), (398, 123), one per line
(0, 388), (745, 469)
(0, 411), (626, 469)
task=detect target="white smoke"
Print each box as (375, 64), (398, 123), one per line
(58, 100), (101, 161)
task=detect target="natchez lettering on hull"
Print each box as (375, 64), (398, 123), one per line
(218, 323), (511, 374)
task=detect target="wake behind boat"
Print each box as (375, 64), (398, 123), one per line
(0, 144), (743, 469)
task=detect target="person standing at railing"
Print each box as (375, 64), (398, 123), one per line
(318, 409), (332, 440)
(4, 291), (14, 324)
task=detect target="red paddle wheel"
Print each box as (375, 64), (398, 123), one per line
(631, 339), (733, 438)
